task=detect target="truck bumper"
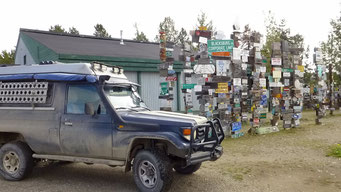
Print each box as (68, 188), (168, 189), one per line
(186, 118), (225, 165)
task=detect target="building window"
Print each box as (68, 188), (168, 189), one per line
(23, 55), (26, 65)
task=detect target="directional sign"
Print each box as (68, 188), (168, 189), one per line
(207, 40), (234, 53)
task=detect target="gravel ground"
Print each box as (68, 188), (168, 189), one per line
(1, 110), (341, 192)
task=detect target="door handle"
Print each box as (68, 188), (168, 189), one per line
(64, 122), (73, 126)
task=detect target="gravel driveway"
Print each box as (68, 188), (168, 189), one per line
(1, 111), (341, 192)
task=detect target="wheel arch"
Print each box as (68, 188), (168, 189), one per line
(124, 137), (187, 172)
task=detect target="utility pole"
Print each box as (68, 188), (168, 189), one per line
(329, 34), (334, 115)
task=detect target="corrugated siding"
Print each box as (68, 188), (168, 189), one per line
(140, 72), (160, 110)
(140, 72), (179, 111)
(124, 71), (138, 83)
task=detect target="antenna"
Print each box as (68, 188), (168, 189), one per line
(120, 30), (125, 45)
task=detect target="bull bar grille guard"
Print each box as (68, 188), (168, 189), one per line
(187, 118), (225, 165)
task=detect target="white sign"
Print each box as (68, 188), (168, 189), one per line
(271, 58), (282, 66)
(269, 82), (283, 87)
(273, 71), (282, 78)
(241, 63), (247, 70)
(259, 78), (266, 87)
(315, 51), (322, 62)
(194, 64), (215, 74)
(216, 60), (228, 76)
(283, 72), (291, 77)
(233, 78), (242, 86)
(194, 85), (202, 92)
(199, 36), (208, 44)
(233, 48), (241, 61)
(183, 69), (193, 74)
(241, 50), (249, 62)
(242, 79), (248, 85)
(260, 66), (266, 73)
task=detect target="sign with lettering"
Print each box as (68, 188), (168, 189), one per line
(207, 40), (234, 53)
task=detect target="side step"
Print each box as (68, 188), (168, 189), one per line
(33, 154), (125, 166)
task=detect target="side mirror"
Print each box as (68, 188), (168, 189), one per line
(85, 103), (96, 116)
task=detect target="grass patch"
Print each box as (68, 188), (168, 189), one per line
(327, 144), (341, 158)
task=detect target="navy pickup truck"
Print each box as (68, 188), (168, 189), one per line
(0, 63), (224, 192)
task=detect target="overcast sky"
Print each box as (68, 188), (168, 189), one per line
(1, 0), (340, 63)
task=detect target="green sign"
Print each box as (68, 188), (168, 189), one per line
(160, 82), (169, 95)
(260, 113), (267, 119)
(166, 51), (173, 57)
(282, 68), (293, 72)
(182, 84), (196, 89)
(207, 40), (234, 53)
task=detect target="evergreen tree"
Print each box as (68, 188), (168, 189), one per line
(0, 50), (15, 64)
(93, 24), (111, 38)
(49, 25), (67, 33)
(133, 23), (149, 42)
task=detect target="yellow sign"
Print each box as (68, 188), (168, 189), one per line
(297, 65), (304, 72)
(215, 89), (228, 93)
(199, 26), (208, 31)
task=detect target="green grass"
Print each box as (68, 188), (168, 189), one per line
(327, 144), (341, 158)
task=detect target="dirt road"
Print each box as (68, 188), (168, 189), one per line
(1, 111), (341, 192)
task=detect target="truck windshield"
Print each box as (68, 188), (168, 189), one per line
(104, 86), (148, 111)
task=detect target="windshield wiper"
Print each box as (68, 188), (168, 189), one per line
(132, 106), (151, 111)
(115, 107), (138, 112)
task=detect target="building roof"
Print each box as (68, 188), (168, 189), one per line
(20, 28), (181, 61)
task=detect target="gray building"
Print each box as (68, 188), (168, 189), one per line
(14, 28), (195, 111)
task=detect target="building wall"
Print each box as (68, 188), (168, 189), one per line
(139, 72), (179, 111)
(124, 71), (138, 83)
(15, 37), (35, 65)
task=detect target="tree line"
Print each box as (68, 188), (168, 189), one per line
(1, 10), (340, 88)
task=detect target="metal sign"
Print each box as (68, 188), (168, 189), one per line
(193, 64), (215, 74)
(207, 40), (234, 53)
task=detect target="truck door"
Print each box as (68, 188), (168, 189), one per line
(60, 84), (113, 158)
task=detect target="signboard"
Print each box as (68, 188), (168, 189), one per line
(160, 82), (168, 95)
(232, 122), (242, 132)
(216, 82), (228, 93)
(233, 78), (242, 86)
(216, 60), (228, 76)
(282, 68), (294, 72)
(199, 26), (207, 31)
(207, 40), (234, 53)
(212, 52), (230, 57)
(260, 113), (267, 119)
(182, 84), (196, 89)
(165, 76), (177, 81)
(271, 58), (282, 66)
(194, 64), (215, 74)
(259, 78), (266, 87)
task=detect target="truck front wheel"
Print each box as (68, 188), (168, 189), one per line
(133, 150), (173, 192)
(174, 163), (201, 174)
(0, 141), (33, 181)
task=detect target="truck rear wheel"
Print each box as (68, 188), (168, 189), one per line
(0, 142), (33, 181)
(133, 150), (173, 192)
(174, 163), (201, 174)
